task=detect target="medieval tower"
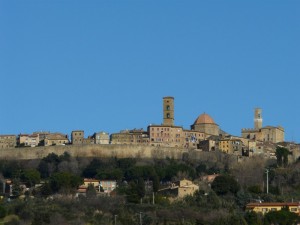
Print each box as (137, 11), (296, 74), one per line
(254, 108), (262, 129)
(163, 96), (174, 126)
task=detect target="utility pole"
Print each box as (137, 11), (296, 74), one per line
(114, 215), (117, 225)
(139, 212), (142, 225)
(266, 169), (269, 194)
(152, 192), (155, 205)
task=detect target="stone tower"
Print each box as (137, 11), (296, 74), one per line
(163, 96), (174, 126)
(254, 108), (262, 129)
(71, 130), (84, 145)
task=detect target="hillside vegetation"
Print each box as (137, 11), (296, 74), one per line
(0, 150), (299, 225)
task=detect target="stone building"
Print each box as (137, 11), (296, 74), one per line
(241, 108), (284, 143)
(18, 134), (39, 147)
(158, 179), (199, 199)
(71, 130), (84, 145)
(0, 135), (16, 149)
(110, 129), (149, 145)
(183, 130), (207, 149)
(32, 131), (50, 145)
(219, 138), (243, 155)
(44, 133), (69, 146)
(72, 130), (110, 145)
(191, 113), (219, 136)
(92, 132), (110, 144)
(148, 125), (184, 147)
(197, 139), (216, 151)
(146, 97), (221, 149)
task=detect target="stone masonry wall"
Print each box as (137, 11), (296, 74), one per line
(0, 144), (188, 160)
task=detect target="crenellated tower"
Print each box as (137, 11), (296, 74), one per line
(254, 108), (262, 129)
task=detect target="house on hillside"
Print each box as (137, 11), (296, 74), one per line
(158, 178), (199, 199)
(246, 202), (300, 215)
(77, 178), (117, 196)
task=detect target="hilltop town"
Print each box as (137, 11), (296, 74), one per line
(0, 96), (299, 162)
(0, 97), (300, 224)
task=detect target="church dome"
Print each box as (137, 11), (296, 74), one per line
(193, 113), (215, 125)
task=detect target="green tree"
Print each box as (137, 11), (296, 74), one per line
(211, 175), (240, 195)
(21, 169), (41, 187)
(37, 160), (49, 178)
(0, 204), (6, 218)
(137, 177), (145, 203)
(96, 168), (123, 181)
(49, 172), (82, 193)
(264, 206), (300, 225)
(244, 211), (263, 225)
(59, 151), (71, 162)
(152, 174), (160, 193)
(276, 147), (290, 168)
(82, 159), (102, 178)
(117, 158), (136, 170)
(86, 183), (97, 199)
(40, 182), (52, 197)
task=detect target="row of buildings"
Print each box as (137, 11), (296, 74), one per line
(0, 131), (110, 149)
(0, 96), (296, 158)
(109, 97), (289, 157)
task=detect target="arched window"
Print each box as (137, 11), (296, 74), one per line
(167, 113), (170, 118)
(166, 105), (170, 110)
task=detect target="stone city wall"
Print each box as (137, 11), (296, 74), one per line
(0, 144), (188, 160)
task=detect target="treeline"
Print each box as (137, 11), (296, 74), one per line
(0, 148), (299, 224)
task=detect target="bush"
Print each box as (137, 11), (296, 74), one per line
(0, 204), (6, 218)
(211, 175), (240, 195)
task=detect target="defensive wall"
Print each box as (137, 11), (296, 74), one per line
(0, 144), (189, 160)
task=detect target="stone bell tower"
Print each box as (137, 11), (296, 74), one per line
(163, 96), (174, 126)
(254, 108), (263, 129)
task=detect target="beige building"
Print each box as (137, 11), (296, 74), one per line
(159, 179), (199, 199)
(148, 97), (209, 148)
(77, 179), (116, 196)
(77, 178), (101, 195)
(177, 179), (199, 198)
(219, 138), (243, 155)
(99, 180), (117, 194)
(18, 134), (39, 147)
(191, 113), (219, 136)
(110, 129), (149, 145)
(148, 97), (183, 147)
(32, 131), (50, 145)
(44, 133), (69, 146)
(93, 132), (110, 144)
(148, 125), (184, 147)
(0, 135), (16, 149)
(72, 130), (110, 145)
(241, 108), (284, 143)
(246, 202), (300, 215)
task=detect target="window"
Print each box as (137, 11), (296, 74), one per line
(290, 208), (297, 212)
(167, 113), (170, 118)
(166, 105), (170, 110)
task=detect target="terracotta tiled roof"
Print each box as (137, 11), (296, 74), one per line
(194, 113), (215, 125)
(246, 202), (300, 209)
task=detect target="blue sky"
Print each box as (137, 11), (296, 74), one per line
(1, 1), (299, 142)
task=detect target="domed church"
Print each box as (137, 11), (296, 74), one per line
(191, 113), (219, 136)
